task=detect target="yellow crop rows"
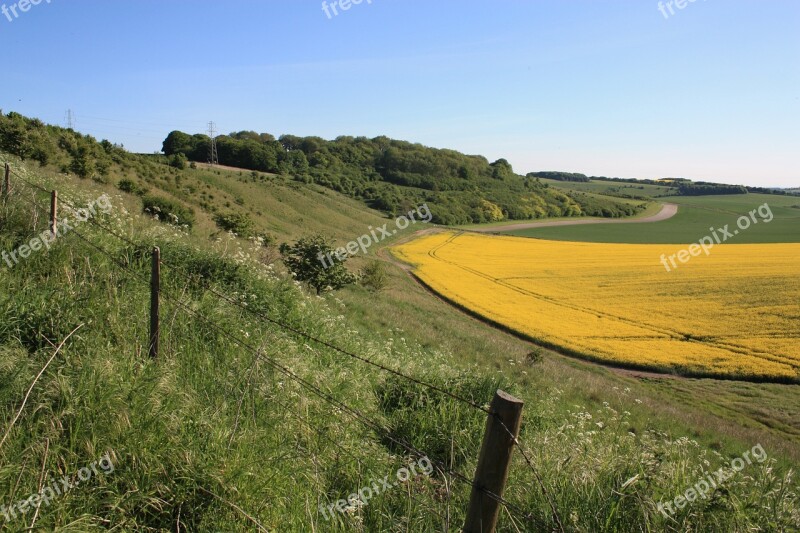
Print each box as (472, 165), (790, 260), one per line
(392, 231), (800, 381)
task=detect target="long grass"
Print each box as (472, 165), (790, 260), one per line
(0, 161), (797, 531)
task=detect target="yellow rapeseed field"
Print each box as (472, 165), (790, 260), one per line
(392, 231), (800, 381)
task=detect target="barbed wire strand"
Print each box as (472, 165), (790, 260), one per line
(8, 165), (550, 529)
(11, 192), (457, 528)
(9, 167), (492, 415)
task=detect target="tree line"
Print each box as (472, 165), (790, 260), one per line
(162, 130), (643, 224)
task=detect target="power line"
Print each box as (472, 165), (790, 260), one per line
(64, 109), (75, 130)
(78, 114), (208, 130)
(75, 121), (171, 136)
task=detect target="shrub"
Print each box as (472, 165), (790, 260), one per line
(361, 260), (388, 292)
(255, 232), (276, 247)
(126, 242), (246, 292)
(70, 145), (96, 178)
(118, 178), (149, 196)
(168, 153), (188, 169)
(526, 347), (544, 365)
(142, 195), (195, 228)
(279, 235), (356, 294)
(214, 211), (254, 237)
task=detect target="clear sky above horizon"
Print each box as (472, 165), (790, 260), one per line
(1, 0), (798, 187)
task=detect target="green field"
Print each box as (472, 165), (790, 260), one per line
(505, 194), (800, 244)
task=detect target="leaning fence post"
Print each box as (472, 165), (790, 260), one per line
(50, 190), (58, 235)
(2, 162), (9, 203)
(463, 390), (524, 533)
(149, 247), (161, 359)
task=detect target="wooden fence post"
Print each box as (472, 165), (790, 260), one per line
(463, 390), (524, 533)
(2, 163), (9, 203)
(149, 247), (160, 359)
(50, 190), (58, 235)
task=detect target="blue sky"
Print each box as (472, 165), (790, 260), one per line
(1, 0), (798, 187)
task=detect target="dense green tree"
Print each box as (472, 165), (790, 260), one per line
(280, 150), (309, 176)
(70, 144), (96, 178)
(490, 158), (514, 180)
(279, 235), (357, 294)
(162, 131), (195, 157)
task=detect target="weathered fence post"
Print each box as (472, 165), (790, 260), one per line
(50, 190), (58, 235)
(463, 390), (524, 533)
(149, 247), (161, 359)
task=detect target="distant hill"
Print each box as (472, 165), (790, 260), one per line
(532, 170), (797, 198)
(162, 130), (645, 224)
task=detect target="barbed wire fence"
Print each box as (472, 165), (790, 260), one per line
(1, 161), (565, 532)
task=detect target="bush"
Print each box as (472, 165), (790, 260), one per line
(526, 348), (544, 365)
(142, 195), (195, 228)
(126, 242), (246, 293)
(361, 260), (388, 292)
(214, 211), (254, 237)
(168, 153), (188, 169)
(70, 145), (96, 178)
(255, 232), (276, 247)
(118, 178), (149, 196)
(279, 235), (357, 294)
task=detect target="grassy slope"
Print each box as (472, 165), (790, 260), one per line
(0, 157), (485, 531)
(1, 155), (798, 530)
(45, 157), (800, 453)
(144, 165), (392, 242)
(504, 193), (800, 243)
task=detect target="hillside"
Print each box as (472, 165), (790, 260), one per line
(162, 128), (646, 225)
(1, 113), (799, 531)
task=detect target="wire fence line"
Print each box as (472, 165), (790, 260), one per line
(69, 212), (543, 529)
(10, 165), (492, 415)
(3, 163), (560, 530)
